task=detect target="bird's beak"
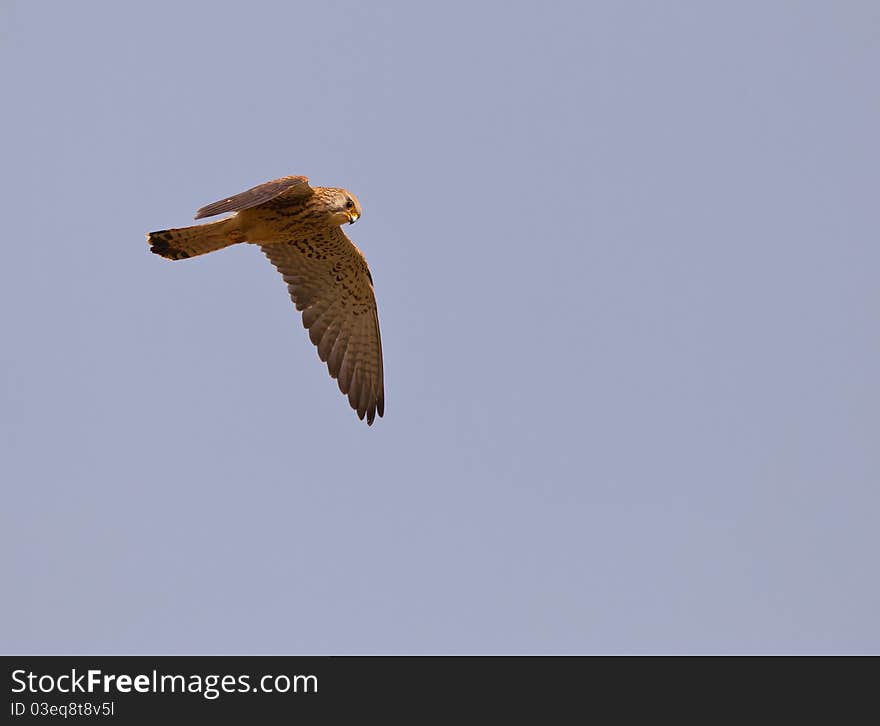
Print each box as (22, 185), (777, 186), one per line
(348, 212), (359, 225)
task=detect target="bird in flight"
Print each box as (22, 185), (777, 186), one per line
(147, 175), (384, 425)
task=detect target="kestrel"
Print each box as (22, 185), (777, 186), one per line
(147, 175), (384, 425)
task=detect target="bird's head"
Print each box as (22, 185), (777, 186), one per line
(319, 188), (362, 227)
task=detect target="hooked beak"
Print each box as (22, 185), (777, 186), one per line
(348, 211), (359, 225)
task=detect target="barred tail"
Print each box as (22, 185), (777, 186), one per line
(147, 217), (244, 260)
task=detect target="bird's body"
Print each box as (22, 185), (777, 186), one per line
(238, 188), (355, 241)
(147, 176), (384, 425)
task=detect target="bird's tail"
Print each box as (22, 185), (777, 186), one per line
(147, 217), (245, 260)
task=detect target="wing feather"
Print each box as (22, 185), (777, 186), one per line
(194, 176), (313, 220)
(308, 297), (343, 346)
(317, 315), (344, 362)
(261, 227), (385, 425)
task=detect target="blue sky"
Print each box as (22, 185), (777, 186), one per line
(2, 1), (878, 653)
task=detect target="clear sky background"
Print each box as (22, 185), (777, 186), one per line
(2, 1), (878, 654)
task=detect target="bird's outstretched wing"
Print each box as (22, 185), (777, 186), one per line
(262, 227), (385, 425)
(194, 176), (313, 220)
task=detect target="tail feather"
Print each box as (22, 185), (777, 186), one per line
(147, 218), (244, 260)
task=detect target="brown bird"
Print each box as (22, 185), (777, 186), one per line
(147, 175), (384, 425)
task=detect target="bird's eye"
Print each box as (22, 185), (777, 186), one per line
(345, 199), (354, 209)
